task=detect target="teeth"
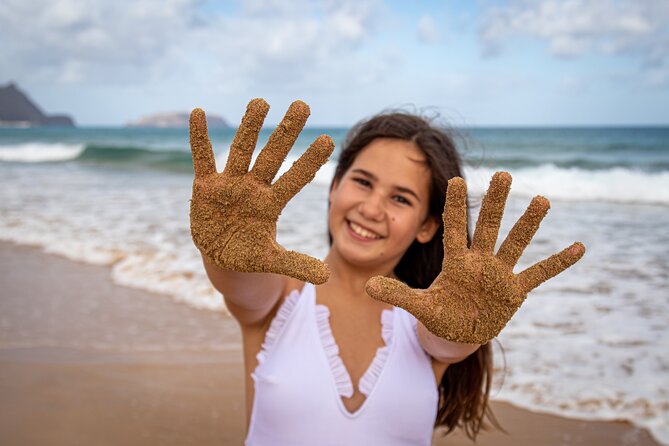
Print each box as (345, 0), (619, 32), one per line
(349, 221), (381, 239)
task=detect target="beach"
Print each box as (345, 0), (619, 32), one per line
(0, 241), (661, 446)
(1, 124), (668, 444)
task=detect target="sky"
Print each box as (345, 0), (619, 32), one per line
(1, 0), (668, 126)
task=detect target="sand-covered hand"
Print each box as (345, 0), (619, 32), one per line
(189, 99), (334, 284)
(366, 171), (585, 344)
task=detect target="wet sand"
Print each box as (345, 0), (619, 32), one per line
(0, 242), (660, 445)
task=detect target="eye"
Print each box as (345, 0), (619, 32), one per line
(393, 195), (412, 206)
(353, 177), (371, 187)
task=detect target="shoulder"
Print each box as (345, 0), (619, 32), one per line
(238, 277), (307, 357)
(282, 277), (306, 300)
(245, 277), (306, 332)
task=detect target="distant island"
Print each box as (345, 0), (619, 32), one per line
(0, 82), (75, 127)
(127, 112), (229, 128)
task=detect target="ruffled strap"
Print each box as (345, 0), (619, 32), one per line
(315, 304), (355, 399)
(359, 308), (394, 397)
(256, 289), (301, 365)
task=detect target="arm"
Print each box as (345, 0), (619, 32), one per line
(201, 254), (286, 326)
(416, 321), (480, 365)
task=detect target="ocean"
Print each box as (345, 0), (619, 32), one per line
(1, 125), (668, 443)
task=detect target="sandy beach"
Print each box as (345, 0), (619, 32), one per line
(0, 241), (661, 446)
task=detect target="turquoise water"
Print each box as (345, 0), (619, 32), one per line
(1, 126), (668, 173)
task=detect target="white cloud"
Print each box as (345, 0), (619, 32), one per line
(0, 0), (386, 91)
(479, 0), (669, 66)
(0, 0), (201, 84)
(417, 15), (439, 43)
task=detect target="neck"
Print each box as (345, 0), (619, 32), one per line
(322, 249), (397, 303)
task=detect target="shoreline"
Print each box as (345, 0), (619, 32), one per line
(0, 241), (661, 445)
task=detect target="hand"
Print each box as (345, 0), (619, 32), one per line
(189, 98), (334, 284)
(365, 172), (585, 344)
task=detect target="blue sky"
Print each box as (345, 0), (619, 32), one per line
(1, 0), (668, 126)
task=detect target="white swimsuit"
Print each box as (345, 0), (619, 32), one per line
(245, 283), (439, 446)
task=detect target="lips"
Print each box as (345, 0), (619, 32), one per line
(347, 220), (383, 240)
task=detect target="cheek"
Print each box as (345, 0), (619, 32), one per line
(389, 209), (423, 237)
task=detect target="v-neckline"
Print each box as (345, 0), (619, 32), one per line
(312, 284), (396, 417)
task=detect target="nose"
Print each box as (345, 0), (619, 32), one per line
(358, 192), (385, 221)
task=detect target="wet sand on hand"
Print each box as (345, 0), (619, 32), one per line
(0, 242), (660, 445)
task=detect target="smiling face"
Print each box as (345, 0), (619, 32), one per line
(328, 137), (439, 274)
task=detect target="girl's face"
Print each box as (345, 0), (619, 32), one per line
(328, 138), (439, 273)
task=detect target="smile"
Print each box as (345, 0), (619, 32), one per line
(347, 220), (383, 240)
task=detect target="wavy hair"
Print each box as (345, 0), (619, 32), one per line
(329, 111), (499, 440)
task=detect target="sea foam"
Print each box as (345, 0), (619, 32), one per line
(464, 164), (669, 205)
(0, 142), (85, 162)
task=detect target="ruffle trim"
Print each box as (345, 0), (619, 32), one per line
(315, 304), (355, 399)
(256, 289), (301, 366)
(359, 308), (394, 397)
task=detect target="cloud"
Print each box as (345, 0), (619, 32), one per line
(0, 0), (204, 84)
(417, 15), (439, 43)
(201, 0), (385, 91)
(0, 0), (386, 90)
(479, 0), (669, 67)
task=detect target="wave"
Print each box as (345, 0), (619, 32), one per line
(0, 142), (85, 162)
(0, 142), (194, 172)
(2, 142), (668, 205)
(77, 145), (193, 172)
(467, 155), (669, 172)
(3, 141), (668, 170)
(464, 164), (669, 206)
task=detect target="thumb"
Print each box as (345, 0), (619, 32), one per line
(366, 276), (424, 314)
(271, 249), (331, 285)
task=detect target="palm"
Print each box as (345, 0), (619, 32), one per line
(190, 173), (280, 270)
(189, 99), (334, 284)
(366, 172), (585, 344)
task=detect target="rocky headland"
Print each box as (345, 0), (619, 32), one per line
(0, 82), (75, 127)
(127, 111), (229, 128)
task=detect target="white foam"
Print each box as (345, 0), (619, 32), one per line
(110, 252), (226, 312)
(464, 164), (669, 205)
(0, 142), (85, 162)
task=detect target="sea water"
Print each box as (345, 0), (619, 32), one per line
(0, 125), (668, 443)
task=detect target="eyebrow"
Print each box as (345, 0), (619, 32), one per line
(351, 168), (422, 202)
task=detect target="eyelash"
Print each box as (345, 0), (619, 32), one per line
(352, 177), (412, 206)
(353, 177), (371, 187)
(393, 195), (411, 205)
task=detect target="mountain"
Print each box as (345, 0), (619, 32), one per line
(127, 111), (229, 128)
(0, 82), (75, 127)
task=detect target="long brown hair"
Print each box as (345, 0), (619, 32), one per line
(330, 111), (498, 440)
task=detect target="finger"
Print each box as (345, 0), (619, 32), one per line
(251, 100), (310, 184)
(517, 242), (586, 293)
(270, 249), (331, 285)
(365, 276), (427, 315)
(497, 196), (550, 267)
(471, 171), (512, 254)
(224, 98), (270, 176)
(443, 177), (468, 256)
(272, 135), (334, 205)
(189, 108), (217, 178)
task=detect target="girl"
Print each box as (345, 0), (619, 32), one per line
(188, 99), (584, 445)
